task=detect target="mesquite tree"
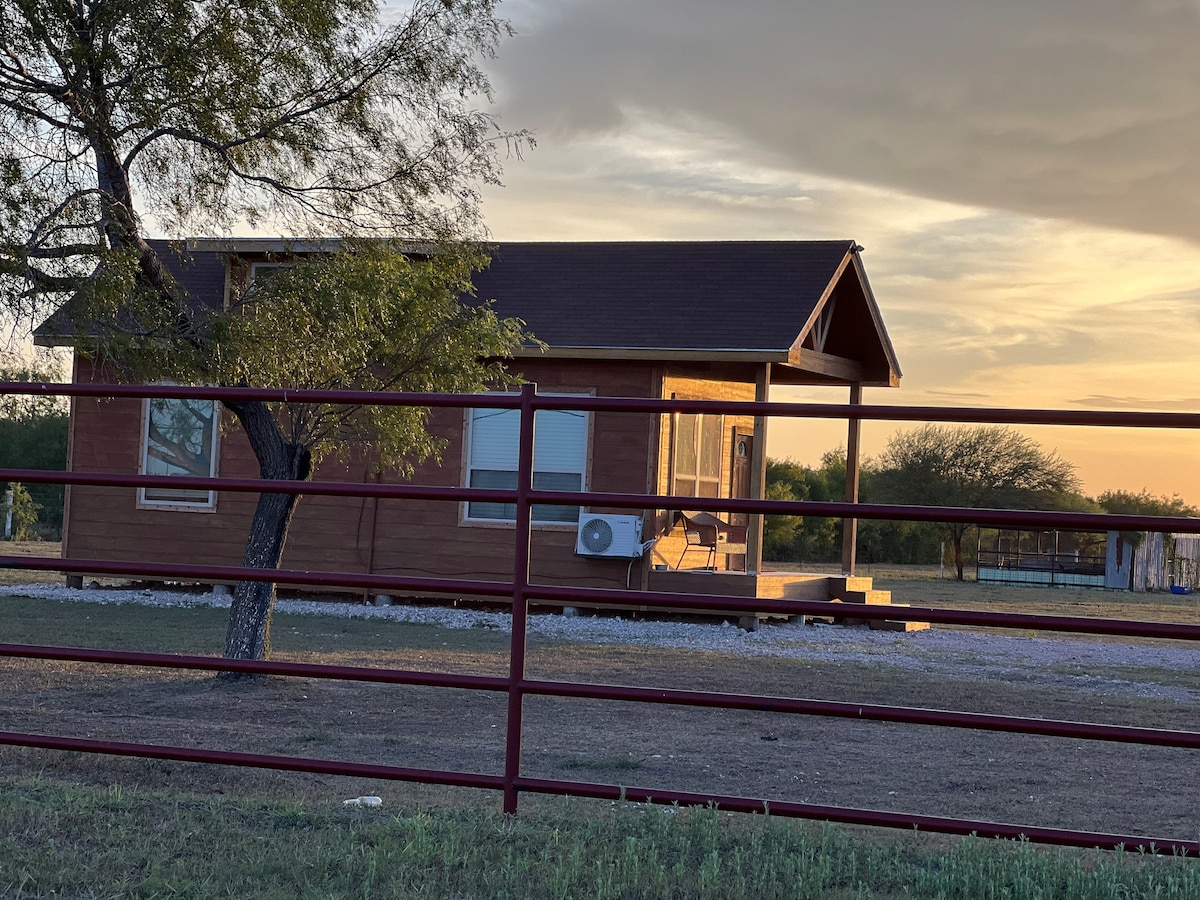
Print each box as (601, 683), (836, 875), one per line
(0, 0), (531, 659)
(875, 424), (1079, 579)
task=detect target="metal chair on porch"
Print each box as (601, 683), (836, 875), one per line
(676, 512), (748, 570)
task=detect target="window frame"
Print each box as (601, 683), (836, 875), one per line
(671, 412), (724, 499)
(136, 394), (220, 511)
(462, 393), (592, 527)
(248, 261), (293, 284)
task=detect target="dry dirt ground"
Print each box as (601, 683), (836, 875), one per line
(2, 606), (1198, 845)
(2, 547), (1198, 843)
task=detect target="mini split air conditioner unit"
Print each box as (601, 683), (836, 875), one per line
(575, 513), (649, 558)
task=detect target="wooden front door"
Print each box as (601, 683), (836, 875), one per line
(729, 430), (753, 571)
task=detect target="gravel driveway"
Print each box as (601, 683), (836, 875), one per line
(9, 581), (1199, 703)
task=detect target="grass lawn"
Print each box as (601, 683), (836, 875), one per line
(875, 571), (1200, 624)
(772, 561), (1200, 631)
(0, 541), (63, 587)
(2, 778), (1199, 899)
(3, 560), (1200, 896)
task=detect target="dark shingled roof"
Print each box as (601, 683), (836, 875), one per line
(35, 239), (899, 386)
(32, 241), (228, 343)
(472, 241), (855, 352)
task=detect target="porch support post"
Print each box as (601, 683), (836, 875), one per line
(841, 383), (863, 575)
(746, 363), (771, 575)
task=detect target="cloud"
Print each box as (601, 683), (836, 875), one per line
(494, 0), (1200, 244)
(482, 114), (1200, 419)
(1073, 395), (1200, 410)
(480, 0), (1200, 500)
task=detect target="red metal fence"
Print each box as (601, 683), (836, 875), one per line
(3, 380), (1200, 854)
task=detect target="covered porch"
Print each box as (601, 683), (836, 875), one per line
(648, 244), (903, 581)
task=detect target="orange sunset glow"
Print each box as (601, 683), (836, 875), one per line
(475, 2), (1200, 505)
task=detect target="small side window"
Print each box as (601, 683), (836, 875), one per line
(139, 396), (219, 509)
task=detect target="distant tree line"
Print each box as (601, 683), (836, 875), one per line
(766, 425), (1199, 578)
(1, 353), (67, 539)
(765, 449), (950, 568)
(3, 381), (1197, 562)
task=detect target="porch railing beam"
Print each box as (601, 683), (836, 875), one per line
(841, 382), (863, 575)
(745, 363), (771, 575)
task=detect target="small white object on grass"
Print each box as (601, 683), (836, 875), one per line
(343, 796), (383, 807)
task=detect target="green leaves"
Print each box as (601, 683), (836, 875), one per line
(2, 482), (42, 540)
(0, 350), (66, 421)
(1, 0), (528, 322)
(0, 351), (67, 535)
(0, 0), (533, 658)
(203, 241), (530, 471)
(1097, 489), (1198, 519)
(873, 424), (1081, 578)
(877, 424), (1079, 511)
(0, 0), (533, 468)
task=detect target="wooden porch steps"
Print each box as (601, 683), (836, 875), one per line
(832, 589), (893, 605)
(823, 576), (929, 631)
(824, 576), (875, 594)
(869, 610), (930, 632)
(638, 569), (930, 631)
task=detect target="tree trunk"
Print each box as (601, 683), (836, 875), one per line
(222, 399), (311, 661)
(953, 535), (965, 581)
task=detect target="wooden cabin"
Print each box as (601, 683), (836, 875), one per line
(39, 240), (902, 609)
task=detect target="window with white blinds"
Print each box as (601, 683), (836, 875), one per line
(465, 397), (590, 523)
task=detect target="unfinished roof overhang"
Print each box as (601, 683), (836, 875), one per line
(490, 241), (901, 388)
(780, 248), (901, 387)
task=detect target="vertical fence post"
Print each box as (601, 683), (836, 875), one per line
(841, 383), (863, 576)
(503, 382), (538, 815)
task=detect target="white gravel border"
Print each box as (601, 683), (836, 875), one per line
(5, 581), (1199, 702)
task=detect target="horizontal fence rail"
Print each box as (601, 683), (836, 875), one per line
(7, 641), (1197, 750)
(6, 378), (1200, 429)
(4, 552), (1200, 640)
(8, 466), (1200, 534)
(2, 380), (1200, 856)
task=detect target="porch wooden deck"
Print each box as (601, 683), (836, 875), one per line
(635, 570), (929, 631)
(646, 569), (830, 601)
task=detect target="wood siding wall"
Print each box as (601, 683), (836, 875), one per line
(63, 357), (666, 596)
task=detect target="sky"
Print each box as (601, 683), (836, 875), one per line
(468, 0), (1200, 504)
